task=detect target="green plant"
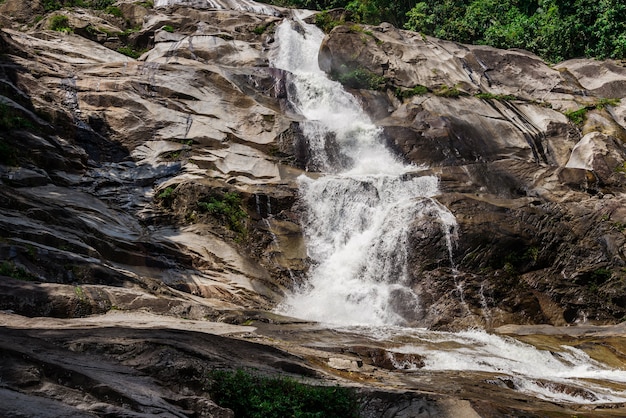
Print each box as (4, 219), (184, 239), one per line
(74, 285), (86, 300)
(433, 84), (465, 98)
(334, 67), (386, 90)
(314, 10), (344, 33)
(43, 0), (62, 11)
(0, 103), (33, 131)
(135, 0), (154, 7)
(105, 5), (123, 18)
(475, 92), (517, 101)
(596, 97), (620, 109)
(0, 261), (36, 281)
(49, 14), (72, 32)
(116, 46), (146, 58)
(564, 107), (587, 125)
(162, 25), (175, 33)
(253, 22), (273, 35)
(91, 0), (115, 8)
(395, 85), (428, 100)
(156, 185), (176, 208)
(206, 369), (359, 418)
(198, 192), (248, 234)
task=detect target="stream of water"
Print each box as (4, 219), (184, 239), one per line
(270, 13), (626, 405)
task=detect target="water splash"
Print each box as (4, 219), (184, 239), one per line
(271, 16), (457, 326)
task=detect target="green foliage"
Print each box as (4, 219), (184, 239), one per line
(596, 97), (621, 109)
(564, 98), (620, 126)
(91, 0), (115, 8)
(395, 85), (429, 100)
(587, 268), (612, 292)
(253, 22), (274, 35)
(314, 10), (344, 33)
(43, 0), (115, 11)
(564, 107), (587, 125)
(433, 84), (465, 98)
(135, 0), (154, 7)
(157, 186), (175, 205)
(198, 192), (248, 234)
(206, 369), (359, 418)
(0, 103), (33, 131)
(43, 0), (63, 11)
(475, 92), (517, 101)
(404, 0), (626, 62)
(161, 25), (174, 33)
(116, 46), (145, 58)
(49, 14), (72, 32)
(104, 5), (123, 17)
(334, 67), (386, 90)
(0, 140), (17, 166)
(0, 261), (36, 281)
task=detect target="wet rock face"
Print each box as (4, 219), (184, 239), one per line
(0, 0), (309, 318)
(0, 0), (625, 341)
(319, 22), (626, 328)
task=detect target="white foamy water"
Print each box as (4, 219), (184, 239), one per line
(270, 14), (626, 406)
(271, 16), (456, 326)
(376, 327), (626, 404)
(154, 0), (279, 15)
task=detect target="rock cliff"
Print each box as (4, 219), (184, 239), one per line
(1, 0), (626, 416)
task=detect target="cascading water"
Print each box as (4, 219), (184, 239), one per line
(271, 16), (457, 326)
(270, 13), (626, 405)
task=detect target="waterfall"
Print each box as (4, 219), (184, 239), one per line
(271, 16), (457, 326)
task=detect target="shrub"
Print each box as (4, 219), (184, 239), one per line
(395, 85), (429, 100)
(198, 192), (248, 234)
(43, 0), (62, 11)
(104, 5), (123, 18)
(116, 46), (144, 58)
(564, 107), (587, 125)
(0, 103), (32, 130)
(314, 10), (343, 33)
(596, 98), (620, 109)
(564, 98), (620, 126)
(335, 67), (386, 90)
(0, 141), (17, 165)
(0, 261), (36, 281)
(49, 14), (72, 32)
(206, 369), (359, 418)
(475, 92), (517, 101)
(157, 186), (175, 201)
(433, 84), (465, 98)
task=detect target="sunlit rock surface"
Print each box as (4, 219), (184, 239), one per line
(1, 0), (626, 416)
(319, 20), (626, 328)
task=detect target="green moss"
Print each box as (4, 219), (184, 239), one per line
(162, 25), (174, 33)
(206, 369), (359, 418)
